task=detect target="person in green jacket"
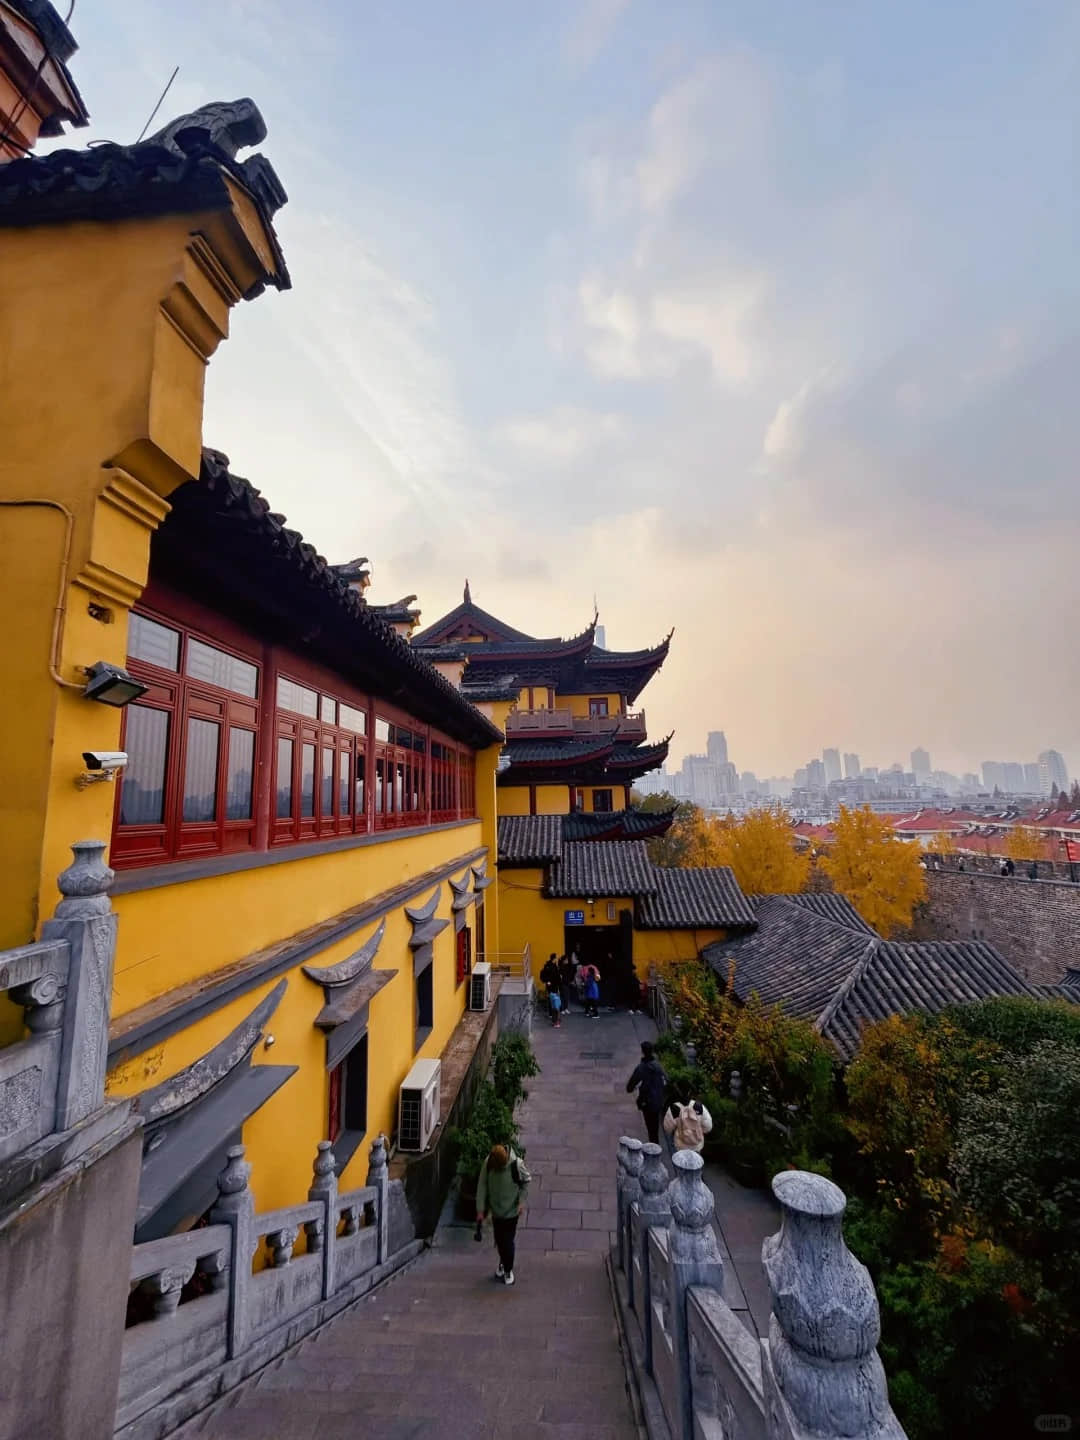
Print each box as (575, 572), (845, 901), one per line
(476, 1142), (531, 1286)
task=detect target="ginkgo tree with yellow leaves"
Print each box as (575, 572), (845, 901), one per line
(819, 804), (927, 937)
(713, 807), (810, 894)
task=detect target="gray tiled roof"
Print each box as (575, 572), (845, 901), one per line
(783, 892), (877, 935)
(707, 893), (1041, 1062)
(822, 941), (1040, 1061)
(548, 841), (657, 898)
(497, 815), (564, 865)
(638, 867), (756, 930)
(706, 896), (874, 1021)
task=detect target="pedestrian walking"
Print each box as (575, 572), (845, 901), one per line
(540, 953), (561, 1021)
(558, 953), (575, 1013)
(476, 1143), (531, 1287)
(626, 1040), (667, 1143)
(583, 964), (601, 1018)
(663, 1097), (713, 1153)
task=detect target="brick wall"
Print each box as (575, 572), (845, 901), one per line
(910, 869), (1080, 985)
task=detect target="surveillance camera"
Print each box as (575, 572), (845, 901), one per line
(82, 751), (128, 772)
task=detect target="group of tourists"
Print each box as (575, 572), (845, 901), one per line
(538, 949), (644, 1026)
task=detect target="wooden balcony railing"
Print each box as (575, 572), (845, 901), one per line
(505, 708), (646, 740)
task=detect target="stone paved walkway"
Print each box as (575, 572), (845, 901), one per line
(182, 1008), (649, 1439)
(180, 1006), (779, 1437)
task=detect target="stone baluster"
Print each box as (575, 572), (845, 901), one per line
(265, 1225), (298, 1268)
(339, 1200), (361, 1236)
(638, 1142), (671, 1376)
(622, 1140), (644, 1311)
(138, 1261), (197, 1318)
(668, 1150), (725, 1440)
(616, 1136), (642, 1272)
(729, 1069), (743, 1101)
(40, 840), (117, 1130)
(761, 1171), (906, 1440)
(365, 1133), (389, 1264)
(210, 1145), (255, 1359)
(308, 1140), (338, 1299)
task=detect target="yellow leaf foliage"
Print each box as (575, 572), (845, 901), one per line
(819, 804), (927, 937)
(711, 807), (810, 894)
(927, 830), (956, 856)
(1004, 824), (1052, 863)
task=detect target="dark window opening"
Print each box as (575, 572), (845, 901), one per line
(592, 788), (614, 813)
(456, 925), (472, 985)
(416, 964), (434, 1048)
(328, 1033), (369, 1148)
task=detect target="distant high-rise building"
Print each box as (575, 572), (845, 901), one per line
(740, 771), (759, 794)
(961, 773), (980, 791)
(594, 623), (607, 649)
(983, 761), (1005, 792)
(843, 752), (861, 779)
(822, 748), (842, 785)
(862, 766), (879, 781)
(911, 747), (931, 778)
(806, 759), (826, 789)
(793, 767), (808, 789)
(1002, 762), (1026, 794)
(707, 731), (728, 766)
(1039, 749), (1069, 795)
(1024, 763), (1044, 794)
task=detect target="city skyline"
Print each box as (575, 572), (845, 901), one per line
(653, 730), (1072, 799)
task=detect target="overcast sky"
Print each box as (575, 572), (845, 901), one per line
(49, 1), (1079, 778)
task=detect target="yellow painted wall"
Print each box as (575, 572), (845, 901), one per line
(0, 198), (283, 949)
(633, 927), (726, 975)
(107, 885), (472, 1212)
(498, 786), (531, 817)
(559, 692), (624, 718)
(580, 785), (626, 813)
(111, 824), (485, 1014)
(536, 784), (570, 815)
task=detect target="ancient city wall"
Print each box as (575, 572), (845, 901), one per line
(910, 869), (1080, 985)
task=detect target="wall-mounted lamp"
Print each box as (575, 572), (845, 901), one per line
(263, 1034), (276, 1050)
(82, 661), (147, 708)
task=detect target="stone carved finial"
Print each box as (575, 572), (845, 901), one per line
(762, 1171), (904, 1439)
(623, 1137), (644, 1202)
(669, 1150), (723, 1269)
(54, 840), (113, 918)
(311, 1140), (335, 1186)
(148, 98), (266, 159)
(215, 1145), (252, 1208)
(367, 1133), (388, 1180)
(730, 1069), (743, 1101)
(638, 1143), (671, 1219)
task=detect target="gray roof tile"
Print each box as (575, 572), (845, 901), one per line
(638, 867), (756, 930)
(548, 841), (657, 898)
(784, 892), (877, 935)
(497, 815), (564, 865)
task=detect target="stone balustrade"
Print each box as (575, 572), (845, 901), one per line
(613, 1138), (907, 1440)
(115, 1133), (422, 1440)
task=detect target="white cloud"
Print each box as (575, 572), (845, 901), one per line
(494, 406), (627, 464)
(564, 0), (631, 70)
(651, 275), (765, 385)
(578, 276), (651, 378)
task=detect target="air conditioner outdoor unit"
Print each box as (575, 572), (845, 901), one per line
(468, 961), (492, 1012)
(398, 1058), (441, 1152)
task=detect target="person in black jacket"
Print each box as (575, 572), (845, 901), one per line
(626, 1041), (668, 1143)
(540, 954), (561, 1022)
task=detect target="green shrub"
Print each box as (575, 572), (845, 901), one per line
(447, 1081), (517, 1184)
(491, 1031), (540, 1110)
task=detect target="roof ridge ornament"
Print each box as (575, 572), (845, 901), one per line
(464, 579), (472, 604)
(147, 97), (267, 160)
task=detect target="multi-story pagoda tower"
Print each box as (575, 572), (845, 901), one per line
(412, 584), (673, 821)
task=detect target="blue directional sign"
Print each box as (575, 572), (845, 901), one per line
(564, 909), (585, 926)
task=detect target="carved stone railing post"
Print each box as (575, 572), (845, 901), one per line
(210, 1145), (255, 1359)
(616, 1136), (642, 1272)
(761, 1172), (906, 1440)
(365, 1133), (389, 1265)
(308, 1140), (338, 1299)
(39, 840), (117, 1130)
(638, 1142), (671, 1375)
(668, 1150), (725, 1440)
(139, 1261), (197, 1318)
(622, 1141), (644, 1310)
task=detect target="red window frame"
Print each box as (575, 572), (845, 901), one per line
(272, 673), (369, 845)
(588, 696), (610, 717)
(113, 609), (261, 867)
(456, 925), (472, 985)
